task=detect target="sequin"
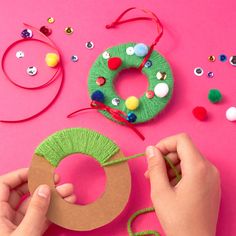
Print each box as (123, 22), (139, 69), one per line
(85, 41), (94, 49)
(219, 54), (227, 62)
(27, 66), (37, 76)
(156, 71), (167, 80)
(194, 67), (204, 76)
(146, 90), (155, 99)
(40, 26), (52, 36)
(102, 51), (110, 59)
(65, 27), (73, 35)
(71, 55), (78, 62)
(229, 56), (236, 66)
(145, 60), (152, 68)
(16, 51), (24, 58)
(208, 55), (215, 62)
(21, 29), (33, 38)
(134, 43), (148, 57)
(47, 17), (55, 24)
(96, 77), (106, 86)
(112, 97), (120, 106)
(127, 112), (137, 123)
(207, 71), (214, 78)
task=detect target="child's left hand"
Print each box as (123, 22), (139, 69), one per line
(0, 168), (76, 236)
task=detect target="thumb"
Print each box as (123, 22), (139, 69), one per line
(146, 146), (173, 200)
(17, 184), (51, 236)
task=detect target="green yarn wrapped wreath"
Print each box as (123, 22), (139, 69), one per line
(88, 42), (174, 124)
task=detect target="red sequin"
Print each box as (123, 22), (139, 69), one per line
(96, 77), (106, 86)
(146, 90), (155, 99)
(108, 57), (122, 70)
(40, 26), (52, 36)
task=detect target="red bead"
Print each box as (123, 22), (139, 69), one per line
(146, 90), (155, 99)
(192, 106), (207, 121)
(108, 57), (122, 70)
(96, 77), (106, 86)
(40, 26), (52, 36)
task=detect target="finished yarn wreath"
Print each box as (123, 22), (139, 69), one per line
(88, 42), (174, 124)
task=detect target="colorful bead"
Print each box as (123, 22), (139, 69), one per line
(144, 60), (152, 68)
(102, 51), (110, 59)
(16, 51), (24, 58)
(71, 55), (78, 62)
(146, 90), (155, 99)
(21, 29), (33, 38)
(207, 71), (214, 78)
(134, 43), (148, 57)
(127, 112), (137, 123)
(125, 96), (139, 110)
(219, 54), (227, 62)
(192, 106), (207, 121)
(126, 47), (134, 56)
(40, 26), (52, 36)
(208, 55), (215, 62)
(156, 71), (167, 80)
(226, 107), (236, 121)
(91, 90), (105, 103)
(45, 53), (60, 67)
(65, 27), (73, 35)
(108, 57), (122, 70)
(154, 83), (169, 98)
(194, 67), (204, 76)
(112, 97), (120, 106)
(229, 56), (236, 66)
(85, 41), (94, 49)
(96, 77), (106, 86)
(27, 66), (37, 76)
(47, 17), (55, 24)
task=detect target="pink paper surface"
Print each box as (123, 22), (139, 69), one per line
(0, 0), (236, 235)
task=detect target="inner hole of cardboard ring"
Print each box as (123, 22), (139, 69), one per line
(114, 68), (148, 99)
(55, 153), (106, 205)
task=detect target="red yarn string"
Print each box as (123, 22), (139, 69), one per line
(0, 23), (64, 123)
(67, 101), (145, 140)
(105, 7), (163, 70)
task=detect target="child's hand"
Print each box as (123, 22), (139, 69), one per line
(145, 133), (221, 236)
(0, 168), (76, 236)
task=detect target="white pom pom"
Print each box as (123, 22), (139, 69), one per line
(154, 83), (169, 98)
(226, 107), (236, 121)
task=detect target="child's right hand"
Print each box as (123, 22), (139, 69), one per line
(145, 133), (221, 236)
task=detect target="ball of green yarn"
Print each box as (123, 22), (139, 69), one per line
(208, 89), (222, 103)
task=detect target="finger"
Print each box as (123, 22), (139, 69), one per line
(168, 164), (181, 178)
(165, 152), (180, 167)
(146, 146), (173, 199)
(170, 177), (180, 186)
(54, 173), (60, 185)
(17, 185), (51, 236)
(56, 183), (74, 198)
(64, 194), (77, 203)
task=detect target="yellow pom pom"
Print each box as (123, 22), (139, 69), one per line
(125, 96), (140, 110)
(45, 53), (60, 67)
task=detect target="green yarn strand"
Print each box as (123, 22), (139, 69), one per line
(127, 207), (160, 236)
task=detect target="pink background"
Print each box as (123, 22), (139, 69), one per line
(0, 0), (236, 235)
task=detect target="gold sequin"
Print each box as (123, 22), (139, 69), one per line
(47, 17), (55, 24)
(65, 27), (73, 35)
(208, 55), (215, 62)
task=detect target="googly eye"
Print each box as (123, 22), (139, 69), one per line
(126, 47), (134, 56)
(194, 67), (204, 76)
(229, 56), (236, 66)
(71, 55), (79, 62)
(102, 51), (110, 59)
(16, 51), (24, 58)
(86, 41), (94, 49)
(27, 66), (37, 76)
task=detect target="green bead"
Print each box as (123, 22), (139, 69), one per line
(208, 89), (222, 103)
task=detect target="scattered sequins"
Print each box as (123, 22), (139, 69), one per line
(112, 97), (120, 106)
(208, 55), (215, 62)
(47, 17), (55, 24)
(86, 41), (94, 49)
(146, 90), (155, 99)
(126, 47), (134, 55)
(207, 71), (214, 78)
(16, 51), (24, 58)
(194, 67), (204, 76)
(156, 71), (167, 80)
(40, 26), (52, 36)
(144, 60), (152, 68)
(21, 29), (33, 38)
(65, 27), (73, 35)
(229, 56), (236, 66)
(219, 54), (227, 62)
(71, 55), (78, 62)
(27, 66), (37, 76)
(102, 51), (110, 59)
(96, 77), (106, 86)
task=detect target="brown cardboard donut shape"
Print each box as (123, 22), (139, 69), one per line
(28, 150), (131, 231)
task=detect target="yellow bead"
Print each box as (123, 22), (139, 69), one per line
(45, 53), (60, 67)
(125, 96), (139, 110)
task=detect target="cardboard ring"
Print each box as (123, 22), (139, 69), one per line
(28, 139), (131, 231)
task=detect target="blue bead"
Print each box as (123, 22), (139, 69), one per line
(219, 54), (227, 62)
(144, 60), (152, 68)
(127, 112), (137, 123)
(91, 90), (105, 103)
(134, 43), (148, 57)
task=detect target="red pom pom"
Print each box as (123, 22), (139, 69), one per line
(192, 106), (207, 121)
(108, 57), (122, 70)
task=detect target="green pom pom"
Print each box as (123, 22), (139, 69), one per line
(208, 89), (222, 103)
